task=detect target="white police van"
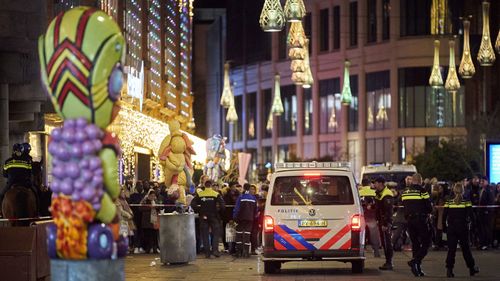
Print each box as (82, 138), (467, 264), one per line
(262, 162), (365, 274)
(360, 163), (417, 189)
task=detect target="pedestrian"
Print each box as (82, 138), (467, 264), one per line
(129, 181), (145, 253)
(402, 173), (433, 277)
(359, 179), (381, 257)
(443, 182), (479, 278)
(374, 176), (394, 270)
(116, 188), (135, 253)
(233, 183), (257, 258)
(140, 189), (160, 254)
(222, 182), (241, 253)
(478, 176), (495, 250)
(190, 180), (225, 258)
(249, 184), (261, 254)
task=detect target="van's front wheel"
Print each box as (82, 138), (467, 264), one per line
(351, 260), (364, 273)
(264, 261), (281, 274)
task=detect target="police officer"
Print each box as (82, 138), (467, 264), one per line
(1, 143), (34, 206)
(233, 183), (257, 258)
(443, 182), (480, 278)
(401, 173), (433, 277)
(374, 176), (394, 270)
(191, 180), (225, 258)
(359, 179), (380, 257)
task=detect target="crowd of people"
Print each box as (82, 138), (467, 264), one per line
(360, 173), (500, 277)
(116, 176), (269, 258)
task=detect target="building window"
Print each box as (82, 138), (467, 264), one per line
(263, 89), (272, 138)
(348, 140), (360, 178)
(234, 95), (243, 141)
(262, 146), (272, 165)
(319, 8), (330, 52)
(349, 75), (359, 132)
(333, 6), (340, 50)
(320, 141), (341, 159)
(367, 0), (377, 43)
(303, 88), (313, 135)
(247, 92), (257, 140)
(278, 144), (297, 162)
(366, 138), (391, 163)
(349, 1), (358, 47)
(304, 12), (312, 55)
(400, 0), (431, 36)
(399, 67), (465, 128)
(382, 0), (390, 40)
(278, 85), (297, 137)
(399, 136), (443, 163)
(366, 71), (391, 130)
(319, 78), (341, 134)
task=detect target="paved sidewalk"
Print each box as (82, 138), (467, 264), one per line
(125, 249), (500, 281)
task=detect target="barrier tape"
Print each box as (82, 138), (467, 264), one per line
(0, 216), (52, 222)
(129, 204), (237, 207)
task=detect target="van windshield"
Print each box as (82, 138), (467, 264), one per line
(271, 175), (354, 206)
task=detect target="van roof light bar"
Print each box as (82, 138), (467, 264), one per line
(275, 161), (352, 171)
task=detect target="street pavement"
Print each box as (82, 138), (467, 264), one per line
(125, 249), (500, 281)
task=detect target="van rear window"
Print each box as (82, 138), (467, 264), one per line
(271, 176), (354, 206)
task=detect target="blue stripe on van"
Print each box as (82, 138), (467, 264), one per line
(280, 225), (316, 251)
(273, 232), (296, 250)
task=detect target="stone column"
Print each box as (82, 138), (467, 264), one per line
(0, 84), (9, 189)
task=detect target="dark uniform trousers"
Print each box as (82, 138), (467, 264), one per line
(446, 223), (475, 269)
(200, 215), (221, 255)
(235, 220), (253, 254)
(379, 226), (393, 261)
(407, 216), (432, 264)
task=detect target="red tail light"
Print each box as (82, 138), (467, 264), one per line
(351, 214), (362, 231)
(264, 215), (274, 233)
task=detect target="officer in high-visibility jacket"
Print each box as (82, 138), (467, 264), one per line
(401, 173), (433, 277)
(1, 143), (34, 205)
(191, 180), (225, 258)
(443, 182), (480, 278)
(233, 183), (257, 258)
(359, 179), (380, 257)
(374, 176), (394, 270)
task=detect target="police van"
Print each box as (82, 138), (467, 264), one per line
(360, 163), (417, 189)
(262, 162), (365, 274)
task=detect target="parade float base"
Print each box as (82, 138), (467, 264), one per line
(50, 259), (124, 281)
(159, 213), (196, 264)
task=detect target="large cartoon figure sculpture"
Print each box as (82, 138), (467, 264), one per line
(38, 7), (127, 261)
(204, 134), (227, 182)
(159, 120), (196, 205)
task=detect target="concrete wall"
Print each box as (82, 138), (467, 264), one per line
(0, 0), (51, 188)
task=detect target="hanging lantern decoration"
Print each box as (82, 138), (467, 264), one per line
(226, 95), (238, 123)
(266, 108), (274, 131)
(259, 0), (286, 32)
(271, 74), (284, 115)
(445, 38), (460, 93)
(290, 59), (306, 72)
(287, 21), (306, 49)
(459, 18), (475, 79)
(187, 103), (196, 130)
(429, 40), (443, 88)
(220, 62), (233, 108)
(341, 60), (352, 105)
(288, 46), (306, 60)
(302, 39), (313, 89)
(496, 29), (500, 54)
(284, 0), (306, 22)
(477, 1), (496, 66)
(291, 72), (305, 85)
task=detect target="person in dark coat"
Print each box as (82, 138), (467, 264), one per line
(233, 183), (257, 258)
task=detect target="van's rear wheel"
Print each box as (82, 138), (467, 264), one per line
(351, 260), (364, 273)
(264, 261), (281, 274)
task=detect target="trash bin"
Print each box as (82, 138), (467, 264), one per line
(159, 213), (196, 264)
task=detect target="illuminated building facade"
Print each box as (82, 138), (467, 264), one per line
(208, 0), (500, 178)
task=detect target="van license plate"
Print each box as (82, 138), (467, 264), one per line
(299, 219), (328, 227)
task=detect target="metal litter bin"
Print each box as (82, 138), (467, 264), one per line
(159, 213), (196, 264)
